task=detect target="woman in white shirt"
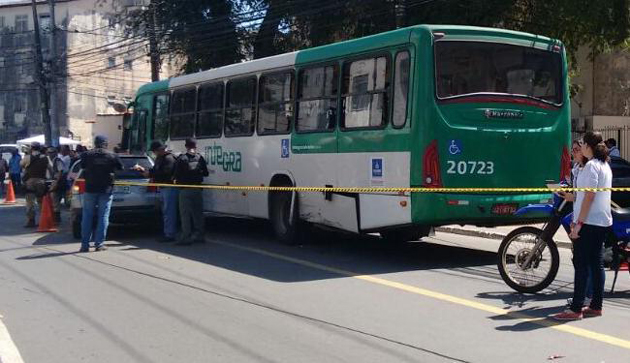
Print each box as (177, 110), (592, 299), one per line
(554, 132), (612, 321)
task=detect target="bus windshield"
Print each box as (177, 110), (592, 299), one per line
(435, 41), (563, 105)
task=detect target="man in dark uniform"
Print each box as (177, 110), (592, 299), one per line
(133, 140), (178, 242)
(79, 135), (123, 252)
(23, 142), (51, 227)
(174, 138), (209, 245)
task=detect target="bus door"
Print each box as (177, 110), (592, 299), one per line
(291, 63), (342, 230)
(336, 54), (412, 232)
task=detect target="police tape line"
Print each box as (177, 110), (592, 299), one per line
(112, 181), (630, 194)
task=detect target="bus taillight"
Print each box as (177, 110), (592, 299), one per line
(423, 140), (442, 188)
(560, 146), (571, 182)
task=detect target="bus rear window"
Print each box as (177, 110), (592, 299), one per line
(435, 41), (563, 105)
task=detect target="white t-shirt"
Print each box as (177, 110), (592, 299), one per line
(573, 159), (613, 227)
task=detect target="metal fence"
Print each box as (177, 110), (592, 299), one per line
(572, 126), (630, 161)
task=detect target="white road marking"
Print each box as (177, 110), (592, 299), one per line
(0, 314), (25, 363)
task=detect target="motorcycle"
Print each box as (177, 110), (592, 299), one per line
(497, 186), (630, 293)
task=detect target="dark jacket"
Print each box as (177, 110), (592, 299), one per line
(24, 154), (49, 180)
(174, 152), (209, 185)
(80, 148), (123, 193)
(150, 152), (177, 184)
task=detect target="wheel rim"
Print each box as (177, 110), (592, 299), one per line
(501, 231), (554, 289)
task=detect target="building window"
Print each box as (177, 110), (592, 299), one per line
(14, 92), (27, 113)
(123, 58), (133, 71)
(107, 57), (116, 68)
(15, 15), (28, 32)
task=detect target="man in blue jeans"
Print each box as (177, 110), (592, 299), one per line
(133, 140), (178, 242)
(79, 135), (123, 252)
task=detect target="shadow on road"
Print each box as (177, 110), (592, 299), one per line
(1, 200), (504, 283)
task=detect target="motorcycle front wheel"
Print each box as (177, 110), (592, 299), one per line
(497, 226), (560, 293)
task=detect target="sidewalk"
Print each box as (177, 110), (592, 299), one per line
(436, 224), (573, 249)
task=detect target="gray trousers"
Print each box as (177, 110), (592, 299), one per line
(179, 188), (204, 242)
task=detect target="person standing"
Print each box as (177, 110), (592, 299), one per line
(174, 138), (209, 245)
(79, 135), (123, 252)
(554, 132), (612, 321)
(23, 142), (51, 227)
(0, 156), (7, 198)
(47, 147), (65, 222)
(133, 141), (179, 242)
(9, 149), (22, 192)
(605, 138), (620, 158)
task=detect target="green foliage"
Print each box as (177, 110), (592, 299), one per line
(126, 0), (630, 75)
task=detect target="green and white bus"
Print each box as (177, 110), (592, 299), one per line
(127, 24), (571, 243)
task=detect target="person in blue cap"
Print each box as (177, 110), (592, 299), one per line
(78, 135), (123, 252)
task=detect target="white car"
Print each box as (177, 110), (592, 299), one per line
(69, 154), (161, 238)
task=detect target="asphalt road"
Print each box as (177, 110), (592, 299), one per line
(1, 201), (630, 363)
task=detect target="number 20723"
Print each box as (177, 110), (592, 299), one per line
(446, 161), (495, 175)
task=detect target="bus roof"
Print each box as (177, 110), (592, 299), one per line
(136, 24), (561, 95)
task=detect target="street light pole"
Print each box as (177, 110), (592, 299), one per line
(48, 0), (59, 147)
(30, 0), (52, 146)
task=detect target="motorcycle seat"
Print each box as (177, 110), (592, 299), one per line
(612, 208), (630, 222)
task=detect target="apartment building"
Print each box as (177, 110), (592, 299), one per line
(0, 0), (176, 146)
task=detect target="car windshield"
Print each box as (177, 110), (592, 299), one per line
(117, 157), (152, 180)
(435, 41), (563, 104)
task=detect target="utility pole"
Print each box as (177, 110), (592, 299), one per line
(31, 0), (52, 146)
(48, 0), (59, 147)
(147, 0), (160, 82)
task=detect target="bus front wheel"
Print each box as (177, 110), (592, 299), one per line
(270, 190), (300, 245)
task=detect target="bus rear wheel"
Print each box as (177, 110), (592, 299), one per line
(270, 190), (300, 245)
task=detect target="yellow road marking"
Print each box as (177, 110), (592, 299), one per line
(213, 239), (630, 350)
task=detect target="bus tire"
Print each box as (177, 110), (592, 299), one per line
(269, 190), (300, 245)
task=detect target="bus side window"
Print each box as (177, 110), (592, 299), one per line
(225, 77), (256, 137)
(152, 93), (170, 141)
(341, 56), (390, 129)
(296, 64), (338, 132)
(197, 82), (224, 138)
(258, 71), (294, 135)
(170, 87), (196, 139)
(392, 51), (410, 128)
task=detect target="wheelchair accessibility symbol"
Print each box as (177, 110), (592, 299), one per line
(448, 140), (462, 155)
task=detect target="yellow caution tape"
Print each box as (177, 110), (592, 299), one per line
(112, 181), (630, 194)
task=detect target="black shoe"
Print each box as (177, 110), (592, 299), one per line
(54, 212), (62, 223)
(159, 236), (176, 243)
(78, 247), (89, 253)
(95, 245), (108, 252)
(24, 219), (36, 228)
(175, 240), (192, 246)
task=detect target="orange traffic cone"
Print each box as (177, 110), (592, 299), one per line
(3, 180), (16, 204)
(37, 194), (58, 232)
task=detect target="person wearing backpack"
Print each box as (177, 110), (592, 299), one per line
(174, 138), (209, 245)
(78, 135), (123, 252)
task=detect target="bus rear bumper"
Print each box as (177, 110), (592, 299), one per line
(411, 192), (553, 227)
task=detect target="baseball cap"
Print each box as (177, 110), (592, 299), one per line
(94, 135), (108, 147)
(150, 140), (166, 151)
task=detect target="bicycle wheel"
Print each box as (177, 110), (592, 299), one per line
(497, 226), (560, 293)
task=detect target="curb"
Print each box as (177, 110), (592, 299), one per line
(435, 226), (573, 250)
